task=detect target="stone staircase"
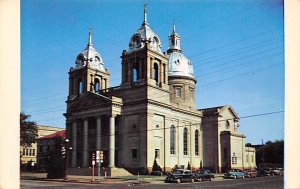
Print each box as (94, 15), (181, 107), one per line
(68, 167), (132, 177)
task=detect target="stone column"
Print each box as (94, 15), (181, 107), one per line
(71, 121), (77, 167)
(96, 117), (101, 151)
(82, 119), (88, 167)
(109, 115), (115, 167)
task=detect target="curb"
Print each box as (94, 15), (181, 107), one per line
(21, 177), (151, 185)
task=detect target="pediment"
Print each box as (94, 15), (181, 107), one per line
(67, 92), (111, 110)
(219, 105), (239, 119)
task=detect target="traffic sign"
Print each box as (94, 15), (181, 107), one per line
(96, 150), (100, 162)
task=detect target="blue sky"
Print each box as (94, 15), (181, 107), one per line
(21, 0), (284, 145)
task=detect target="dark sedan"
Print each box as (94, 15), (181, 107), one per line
(165, 169), (195, 183)
(194, 169), (214, 181)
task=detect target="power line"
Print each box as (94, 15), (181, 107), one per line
(62, 110), (284, 138)
(23, 53), (283, 116)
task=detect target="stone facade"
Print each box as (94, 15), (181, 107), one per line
(64, 5), (256, 175)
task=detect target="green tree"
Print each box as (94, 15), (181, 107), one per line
(47, 136), (66, 179)
(152, 159), (162, 172)
(256, 140), (284, 167)
(20, 112), (38, 147)
(187, 162), (191, 170)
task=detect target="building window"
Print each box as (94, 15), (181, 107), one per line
(29, 149), (32, 156)
(153, 63), (158, 83)
(23, 148), (26, 156)
(176, 87), (181, 97)
(170, 126), (175, 154)
(251, 155), (254, 163)
(155, 149), (160, 159)
(183, 127), (188, 155)
(246, 155), (249, 162)
(163, 64), (166, 83)
(195, 129), (199, 156)
(78, 79), (83, 94)
(190, 88), (194, 99)
(25, 148), (29, 156)
(32, 149), (35, 156)
(232, 153), (237, 164)
(226, 120), (230, 129)
(94, 78), (100, 92)
(131, 149), (137, 159)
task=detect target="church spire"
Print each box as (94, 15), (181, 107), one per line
(173, 20), (176, 34)
(88, 28), (93, 47)
(143, 3), (148, 25)
(167, 21), (181, 53)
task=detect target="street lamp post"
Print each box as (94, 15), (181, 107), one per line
(64, 139), (70, 181)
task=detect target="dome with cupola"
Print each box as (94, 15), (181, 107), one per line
(167, 24), (195, 79)
(75, 31), (105, 72)
(128, 4), (162, 54)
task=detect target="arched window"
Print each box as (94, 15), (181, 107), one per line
(183, 127), (188, 155)
(78, 79), (83, 94)
(153, 63), (158, 83)
(133, 67), (138, 82)
(170, 126), (175, 154)
(195, 129), (199, 156)
(152, 37), (159, 51)
(94, 78), (100, 92)
(226, 120), (230, 129)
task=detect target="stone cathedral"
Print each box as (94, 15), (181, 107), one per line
(64, 5), (256, 176)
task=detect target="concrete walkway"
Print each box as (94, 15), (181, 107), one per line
(20, 172), (164, 184)
(21, 172), (224, 185)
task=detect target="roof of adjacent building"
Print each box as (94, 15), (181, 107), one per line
(37, 125), (64, 138)
(38, 130), (66, 140)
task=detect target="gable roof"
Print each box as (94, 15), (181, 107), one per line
(38, 130), (66, 140)
(199, 105), (239, 119)
(219, 105), (239, 119)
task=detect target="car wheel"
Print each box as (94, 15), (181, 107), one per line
(177, 179), (181, 184)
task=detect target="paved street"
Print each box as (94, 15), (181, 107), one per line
(21, 176), (283, 189)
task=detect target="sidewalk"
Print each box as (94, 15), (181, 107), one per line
(21, 172), (223, 185)
(20, 172), (163, 185)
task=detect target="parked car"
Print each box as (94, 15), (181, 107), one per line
(194, 169), (214, 181)
(243, 170), (257, 178)
(165, 169), (195, 183)
(224, 169), (245, 179)
(263, 168), (275, 176)
(273, 168), (283, 176)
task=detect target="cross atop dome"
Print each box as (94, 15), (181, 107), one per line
(168, 21), (181, 53)
(74, 30), (105, 72)
(88, 28), (93, 47)
(143, 3), (148, 25)
(128, 4), (162, 53)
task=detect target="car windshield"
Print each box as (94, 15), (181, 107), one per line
(172, 170), (184, 174)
